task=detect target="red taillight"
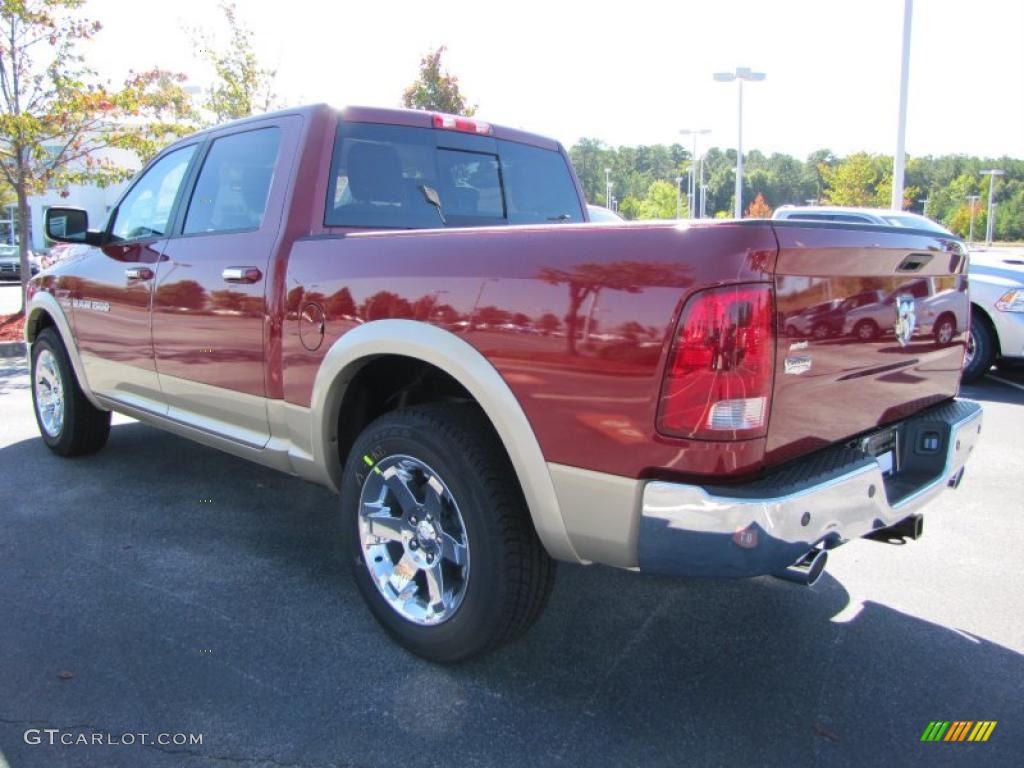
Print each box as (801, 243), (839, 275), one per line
(657, 284), (775, 440)
(432, 112), (493, 135)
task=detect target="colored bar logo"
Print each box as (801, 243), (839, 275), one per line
(920, 721), (997, 742)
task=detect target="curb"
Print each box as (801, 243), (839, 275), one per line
(0, 341), (26, 359)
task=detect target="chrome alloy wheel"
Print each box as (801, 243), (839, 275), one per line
(357, 455), (470, 625)
(965, 330), (976, 366)
(34, 349), (65, 438)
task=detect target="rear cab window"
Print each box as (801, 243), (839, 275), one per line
(325, 122), (582, 229)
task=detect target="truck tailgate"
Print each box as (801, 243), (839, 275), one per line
(767, 223), (968, 465)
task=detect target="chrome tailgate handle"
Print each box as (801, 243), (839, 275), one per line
(222, 267), (262, 284)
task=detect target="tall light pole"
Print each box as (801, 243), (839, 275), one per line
(675, 176), (684, 219)
(967, 194), (980, 246)
(891, 0), (914, 210)
(697, 143), (711, 218)
(918, 197), (930, 218)
(679, 128), (710, 218)
(714, 67), (765, 218)
(604, 167), (612, 210)
(980, 169), (1004, 246)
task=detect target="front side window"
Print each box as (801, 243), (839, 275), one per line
(184, 128), (281, 234)
(110, 146), (196, 241)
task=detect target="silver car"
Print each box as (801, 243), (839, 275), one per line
(0, 244), (40, 280)
(841, 277), (963, 344)
(772, 205), (952, 233)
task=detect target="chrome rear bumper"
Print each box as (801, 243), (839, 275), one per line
(638, 399), (983, 578)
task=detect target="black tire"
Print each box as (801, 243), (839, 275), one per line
(31, 327), (111, 456)
(853, 319), (879, 341)
(962, 312), (995, 384)
(340, 402), (556, 662)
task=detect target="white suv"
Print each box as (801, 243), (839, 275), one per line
(772, 205), (951, 233)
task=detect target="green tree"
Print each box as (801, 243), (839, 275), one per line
(401, 46), (476, 116)
(570, 137), (613, 204)
(190, 1), (277, 124)
(618, 195), (641, 220)
(802, 149), (837, 203)
(635, 180), (679, 220)
(565, 138), (1024, 239)
(946, 202), (985, 240)
(0, 0), (196, 312)
(820, 153), (885, 207)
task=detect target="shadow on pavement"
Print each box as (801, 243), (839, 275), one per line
(0, 421), (1020, 767)
(961, 375), (1024, 406)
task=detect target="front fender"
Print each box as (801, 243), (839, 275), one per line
(308, 319), (581, 563)
(26, 290), (104, 410)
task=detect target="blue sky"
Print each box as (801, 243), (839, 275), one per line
(85, 0), (1023, 159)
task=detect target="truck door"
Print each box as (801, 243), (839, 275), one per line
(150, 117), (299, 447)
(72, 144), (199, 412)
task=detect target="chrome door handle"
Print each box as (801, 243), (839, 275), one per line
(125, 267), (154, 280)
(222, 267), (262, 284)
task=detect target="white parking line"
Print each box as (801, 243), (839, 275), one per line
(987, 373), (1024, 393)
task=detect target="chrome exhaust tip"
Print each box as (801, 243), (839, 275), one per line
(773, 548), (828, 587)
(864, 514), (924, 544)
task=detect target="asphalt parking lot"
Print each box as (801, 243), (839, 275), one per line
(1, 357), (1022, 768)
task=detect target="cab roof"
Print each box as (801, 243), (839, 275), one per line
(171, 103), (562, 152)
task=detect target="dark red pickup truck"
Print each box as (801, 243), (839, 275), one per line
(28, 104), (982, 661)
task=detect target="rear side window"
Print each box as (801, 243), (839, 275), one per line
(325, 122), (582, 229)
(184, 127), (281, 234)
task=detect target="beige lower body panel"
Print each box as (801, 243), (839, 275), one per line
(547, 463), (643, 568)
(159, 372), (271, 449)
(80, 354), (166, 415)
(96, 381), (328, 490)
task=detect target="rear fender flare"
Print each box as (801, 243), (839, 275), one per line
(309, 319), (581, 563)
